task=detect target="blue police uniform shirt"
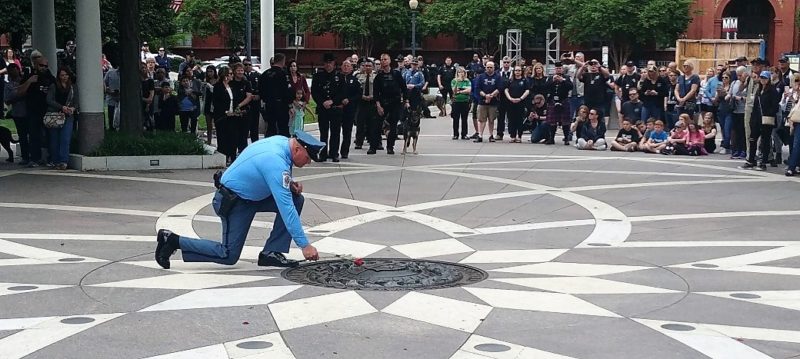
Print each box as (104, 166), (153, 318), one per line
(221, 136), (309, 248)
(403, 70), (425, 89)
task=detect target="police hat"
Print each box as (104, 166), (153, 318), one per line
(294, 130), (326, 161)
(554, 61), (563, 67)
(323, 53), (336, 63)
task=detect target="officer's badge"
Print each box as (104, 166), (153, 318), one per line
(282, 171), (291, 189)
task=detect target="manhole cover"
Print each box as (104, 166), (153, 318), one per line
(282, 258), (488, 291)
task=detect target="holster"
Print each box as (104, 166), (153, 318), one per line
(217, 185), (239, 217)
(213, 170), (239, 217)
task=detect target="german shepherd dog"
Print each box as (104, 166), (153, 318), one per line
(402, 107), (421, 155)
(0, 126), (17, 162)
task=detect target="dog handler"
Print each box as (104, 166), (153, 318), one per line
(154, 131), (324, 269)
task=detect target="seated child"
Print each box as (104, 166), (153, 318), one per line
(702, 112), (718, 154)
(685, 122), (708, 156)
(611, 119), (641, 152)
(641, 120), (669, 153)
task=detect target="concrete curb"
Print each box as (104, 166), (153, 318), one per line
(68, 153), (226, 171)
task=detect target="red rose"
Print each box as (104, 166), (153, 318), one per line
(353, 258), (365, 267)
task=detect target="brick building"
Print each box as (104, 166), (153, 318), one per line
(2, 0), (795, 67)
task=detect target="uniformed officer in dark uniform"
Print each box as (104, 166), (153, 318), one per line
(311, 53), (346, 162)
(373, 53), (409, 155)
(259, 53), (294, 138)
(230, 62), (255, 153)
(339, 60), (362, 159)
(244, 60), (261, 142)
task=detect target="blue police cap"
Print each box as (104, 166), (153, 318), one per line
(294, 130), (326, 160)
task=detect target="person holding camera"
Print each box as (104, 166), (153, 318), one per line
(543, 62), (573, 145)
(577, 59), (611, 123)
(561, 52), (585, 119)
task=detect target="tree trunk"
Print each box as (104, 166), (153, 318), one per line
(118, 0), (143, 135)
(609, 41), (632, 72)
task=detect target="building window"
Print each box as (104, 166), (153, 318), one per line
(524, 33), (546, 50)
(174, 30), (192, 47)
(287, 33), (305, 48)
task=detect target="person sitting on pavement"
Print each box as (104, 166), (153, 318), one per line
(641, 120), (669, 154)
(154, 130), (325, 269)
(610, 119), (641, 152)
(576, 108), (607, 150)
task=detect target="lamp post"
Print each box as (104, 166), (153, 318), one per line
(245, 0), (252, 61)
(409, 0), (419, 56)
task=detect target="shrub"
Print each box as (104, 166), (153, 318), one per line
(90, 131), (207, 157)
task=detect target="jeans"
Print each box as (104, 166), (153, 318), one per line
(530, 121), (548, 143)
(641, 104), (664, 122)
(731, 113), (746, 153)
(665, 109), (678, 129)
(47, 116), (74, 164)
(787, 123), (800, 170)
(719, 110), (732, 149)
(570, 96), (584, 119)
(179, 191), (305, 265)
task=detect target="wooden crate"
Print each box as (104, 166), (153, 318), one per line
(676, 39), (763, 74)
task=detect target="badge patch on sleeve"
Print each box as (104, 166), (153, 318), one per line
(282, 171), (291, 189)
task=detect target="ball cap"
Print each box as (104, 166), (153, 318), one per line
(294, 130), (326, 161)
(759, 70), (772, 79)
(323, 53), (336, 63)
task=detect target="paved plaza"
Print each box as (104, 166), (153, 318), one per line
(1, 117), (800, 359)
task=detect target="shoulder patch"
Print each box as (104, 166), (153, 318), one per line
(282, 171), (291, 189)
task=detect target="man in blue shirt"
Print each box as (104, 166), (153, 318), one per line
(404, 59), (426, 111)
(155, 131), (325, 268)
(473, 61), (502, 142)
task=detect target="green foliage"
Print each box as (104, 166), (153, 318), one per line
(419, 0), (555, 56)
(90, 131), (207, 157)
(295, 0), (409, 55)
(0, 1), (32, 50)
(178, 0), (262, 49)
(2, 0), (177, 47)
(558, 0), (693, 68)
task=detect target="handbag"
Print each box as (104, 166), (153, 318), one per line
(789, 100), (800, 124)
(43, 112), (65, 128)
(43, 87), (73, 129)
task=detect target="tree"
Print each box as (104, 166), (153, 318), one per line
(118, 0), (144, 135)
(558, 0), (693, 69)
(0, 1), (32, 51)
(1, 0), (176, 50)
(419, 0), (555, 57)
(295, 0), (409, 56)
(178, 0), (259, 50)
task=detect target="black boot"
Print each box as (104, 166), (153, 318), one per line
(258, 251), (300, 268)
(155, 229), (180, 269)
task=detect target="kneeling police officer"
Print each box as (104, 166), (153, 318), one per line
(155, 131), (325, 268)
